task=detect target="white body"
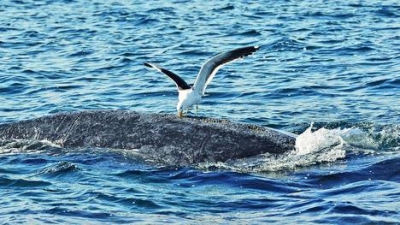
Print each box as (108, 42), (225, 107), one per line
(177, 88), (202, 112)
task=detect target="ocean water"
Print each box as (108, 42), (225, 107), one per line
(0, 0), (399, 224)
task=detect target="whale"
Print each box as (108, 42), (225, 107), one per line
(0, 110), (296, 166)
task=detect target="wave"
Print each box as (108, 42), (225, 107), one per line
(37, 161), (79, 177)
(0, 176), (52, 188)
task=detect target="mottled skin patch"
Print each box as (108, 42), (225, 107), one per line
(0, 110), (296, 166)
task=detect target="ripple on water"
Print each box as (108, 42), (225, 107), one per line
(38, 161), (79, 177)
(0, 177), (52, 188)
(1, 0), (400, 224)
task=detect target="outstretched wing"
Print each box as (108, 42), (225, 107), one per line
(144, 63), (191, 90)
(193, 46), (259, 95)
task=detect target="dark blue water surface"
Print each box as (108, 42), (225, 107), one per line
(1, 0), (400, 224)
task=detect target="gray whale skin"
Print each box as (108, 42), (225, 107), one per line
(0, 110), (296, 165)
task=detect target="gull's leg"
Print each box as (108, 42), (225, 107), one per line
(178, 110), (183, 118)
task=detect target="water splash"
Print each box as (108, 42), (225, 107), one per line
(295, 122), (400, 155)
(295, 122), (345, 155)
(341, 125), (400, 151)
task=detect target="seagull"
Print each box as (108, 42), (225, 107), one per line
(144, 46), (259, 117)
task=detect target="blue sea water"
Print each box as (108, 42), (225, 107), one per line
(1, 0), (400, 224)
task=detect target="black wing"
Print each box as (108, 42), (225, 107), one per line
(144, 63), (191, 90)
(193, 46), (259, 95)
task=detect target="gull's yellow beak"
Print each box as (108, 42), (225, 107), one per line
(178, 111), (183, 118)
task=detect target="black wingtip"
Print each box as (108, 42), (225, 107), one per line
(143, 62), (191, 90)
(234, 46), (260, 58)
(247, 45), (260, 53)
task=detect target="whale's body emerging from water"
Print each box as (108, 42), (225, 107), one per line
(0, 110), (296, 165)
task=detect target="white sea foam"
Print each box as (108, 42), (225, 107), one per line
(295, 123), (345, 155)
(0, 139), (62, 154)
